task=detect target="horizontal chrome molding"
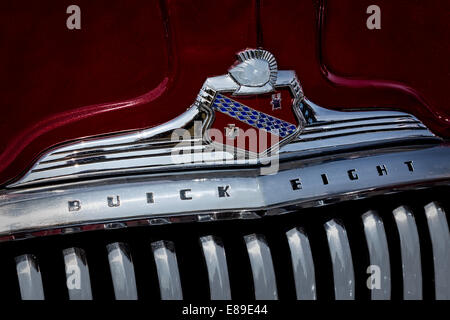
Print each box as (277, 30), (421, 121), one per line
(0, 144), (449, 240)
(10, 96), (435, 187)
(424, 202), (450, 300)
(393, 206), (423, 300)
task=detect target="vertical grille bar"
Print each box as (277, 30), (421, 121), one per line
(393, 206), (423, 300)
(106, 242), (138, 300)
(15, 254), (45, 300)
(151, 240), (183, 300)
(244, 234), (278, 300)
(424, 202), (450, 300)
(362, 211), (391, 300)
(286, 227), (316, 300)
(200, 236), (231, 300)
(63, 247), (93, 300)
(324, 219), (355, 300)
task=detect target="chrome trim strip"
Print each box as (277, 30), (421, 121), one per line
(286, 227), (316, 300)
(325, 219), (355, 300)
(393, 206), (422, 300)
(302, 116), (419, 133)
(362, 211), (391, 300)
(106, 242), (138, 300)
(244, 234), (278, 300)
(151, 240), (183, 300)
(15, 254), (45, 300)
(1, 145), (449, 240)
(299, 122), (425, 140)
(424, 202), (450, 300)
(200, 236), (231, 300)
(63, 247), (93, 300)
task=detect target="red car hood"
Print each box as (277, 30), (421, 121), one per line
(0, 0), (449, 186)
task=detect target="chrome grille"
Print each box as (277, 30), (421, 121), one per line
(0, 187), (448, 300)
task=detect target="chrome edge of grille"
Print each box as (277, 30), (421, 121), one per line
(393, 206), (423, 300)
(362, 211), (391, 300)
(15, 254), (45, 300)
(151, 240), (183, 300)
(63, 247), (93, 300)
(200, 235), (232, 300)
(424, 202), (450, 300)
(325, 219), (355, 300)
(286, 227), (317, 300)
(244, 233), (278, 300)
(106, 242), (138, 300)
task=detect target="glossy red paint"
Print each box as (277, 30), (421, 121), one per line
(318, 0), (450, 135)
(0, 0), (448, 186)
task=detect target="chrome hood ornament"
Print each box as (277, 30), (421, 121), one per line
(229, 49), (278, 92)
(9, 49), (436, 187)
(198, 48), (305, 155)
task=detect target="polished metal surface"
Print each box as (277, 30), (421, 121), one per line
(286, 227), (316, 300)
(12, 105), (433, 187)
(8, 47), (436, 187)
(200, 236), (231, 300)
(424, 202), (450, 300)
(325, 219), (355, 300)
(63, 247), (93, 300)
(228, 49), (278, 93)
(393, 206), (423, 300)
(1, 144), (449, 241)
(362, 211), (391, 300)
(151, 240), (183, 300)
(244, 233), (278, 300)
(15, 254), (45, 300)
(106, 242), (138, 300)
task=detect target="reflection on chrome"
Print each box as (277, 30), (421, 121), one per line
(200, 236), (231, 300)
(424, 202), (450, 300)
(244, 234), (278, 300)
(393, 206), (422, 300)
(63, 247), (93, 300)
(286, 227), (316, 300)
(15, 254), (45, 300)
(106, 242), (138, 300)
(325, 219), (355, 300)
(151, 240), (183, 300)
(362, 211), (391, 300)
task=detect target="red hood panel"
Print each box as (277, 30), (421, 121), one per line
(0, 0), (448, 186)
